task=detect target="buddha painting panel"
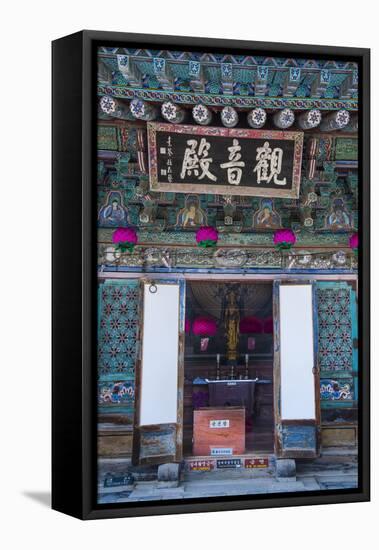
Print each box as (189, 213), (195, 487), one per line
(252, 199), (282, 230)
(176, 194), (207, 228)
(325, 198), (353, 231)
(98, 190), (129, 227)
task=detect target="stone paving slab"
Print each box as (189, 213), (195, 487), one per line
(103, 478), (310, 503)
(97, 452), (359, 504)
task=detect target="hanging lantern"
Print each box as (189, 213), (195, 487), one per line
(192, 317), (217, 337)
(349, 232), (358, 253)
(112, 227), (138, 253)
(273, 228), (297, 250)
(247, 337), (256, 351)
(196, 226), (219, 248)
(193, 316), (217, 352)
(239, 316), (263, 334)
(263, 317), (274, 334)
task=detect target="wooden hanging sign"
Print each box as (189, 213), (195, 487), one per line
(147, 122), (303, 198)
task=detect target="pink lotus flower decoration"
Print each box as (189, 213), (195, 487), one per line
(239, 316), (263, 334)
(263, 317), (273, 334)
(112, 227), (138, 252)
(192, 316), (217, 337)
(273, 229), (296, 250)
(349, 233), (358, 251)
(196, 226), (218, 248)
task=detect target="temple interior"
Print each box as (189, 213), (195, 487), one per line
(183, 281), (274, 456)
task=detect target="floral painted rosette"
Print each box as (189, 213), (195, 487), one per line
(192, 103), (212, 126)
(221, 106), (239, 128)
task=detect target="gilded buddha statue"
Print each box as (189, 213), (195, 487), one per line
(224, 286), (240, 364)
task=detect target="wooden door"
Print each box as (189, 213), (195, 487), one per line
(273, 281), (321, 458)
(132, 278), (185, 465)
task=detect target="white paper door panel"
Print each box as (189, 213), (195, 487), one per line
(140, 283), (180, 426)
(279, 284), (315, 420)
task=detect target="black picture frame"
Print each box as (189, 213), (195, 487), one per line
(52, 30), (370, 520)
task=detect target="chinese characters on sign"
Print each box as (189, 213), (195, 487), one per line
(253, 141), (286, 185)
(159, 136), (173, 182)
(220, 139), (245, 185)
(180, 138), (216, 182)
(148, 123), (303, 198)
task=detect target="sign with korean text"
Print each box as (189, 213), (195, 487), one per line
(209, 419), (230, 428)
(216, 458), (242, 468)
(211, 448), (233, 456)
(188, 460), (215, 471)
(244, 458), (269, 469)
(147, 123), (303, 198)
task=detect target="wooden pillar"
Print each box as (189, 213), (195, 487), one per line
(247, 108), (267, 129)
(320, 110), (350, 131)
(273, 108), (295, 129)
(297, 109), (322, 130)
(161, 101), (185, 124)
(221, 106), (239, 128)
(192, 103), (212, 125)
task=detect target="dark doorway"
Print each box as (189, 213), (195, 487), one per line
(183, 280), (274, 457)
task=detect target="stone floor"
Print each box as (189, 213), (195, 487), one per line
(97, 448), (358, 504)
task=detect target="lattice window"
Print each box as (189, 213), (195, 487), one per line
(98, 280), (139, 377)
(317, 285), (353, 372)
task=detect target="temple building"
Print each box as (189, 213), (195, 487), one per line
(96, 46), (358, 502)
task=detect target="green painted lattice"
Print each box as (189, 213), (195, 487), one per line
(97, 279), (140, 415)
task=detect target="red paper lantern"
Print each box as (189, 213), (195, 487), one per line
(192, 316), (217, 337)
(273, 228), (296, 250)
(239, 316), (263, 334)
(112, 227), (138, 252)
(195, 226), (219, 248)
(349, 232), (358, 250)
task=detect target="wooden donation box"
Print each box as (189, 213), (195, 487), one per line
(193, 407), (245, 456)
(208, 380), (256, 416)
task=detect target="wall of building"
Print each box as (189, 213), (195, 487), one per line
(96, 50), (359, 458)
